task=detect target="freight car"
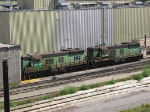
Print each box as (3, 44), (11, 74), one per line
(21, 42), (143, 80)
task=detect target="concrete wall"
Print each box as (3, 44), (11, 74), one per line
(0, 47), (21, 85)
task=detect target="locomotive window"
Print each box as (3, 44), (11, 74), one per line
(74, 56), (81, 60)
(120, 49), (124, 54)
(113, 50), (116, 55)
(61, 57), (64, 62)
(110, 51), (113, 55)
(59, 57), (64, 63)
(45, 60), (48, 64)
(49, 58), (53, 64)
(45, 58), (53, 64)
(37, 59), (40, 62)
(102, 50), (107, 55)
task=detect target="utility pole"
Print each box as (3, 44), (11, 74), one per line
(3, 58), (10, 112)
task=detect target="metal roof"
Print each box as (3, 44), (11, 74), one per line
(0, 43), (21, 51)
(0, 4), (13, 7)
(0, 43), (18, 48)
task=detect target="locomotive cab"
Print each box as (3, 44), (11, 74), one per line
(87, 46), (108, 67)
(30, 54), (43, 69)
(100, 46), (108, 59)
(21, 55), (32, 70)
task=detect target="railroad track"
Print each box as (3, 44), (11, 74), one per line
(0, 58), (150, 98)
(10, 78), (150, 112)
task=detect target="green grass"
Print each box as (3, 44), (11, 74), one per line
(120, 104), (150, 112)
(9, 82), (20, 87)
(142, 65), (150, 77)
(80, 85), (90, 90)
(105, 79), (116, 85)
(131, 65), (150, 81)
(133, 73), (143, 81)
(89, 83), (100, 89)
(0, 94), (55, 109)
(0, 82), (20, 88)
(60, 86), (78, 95)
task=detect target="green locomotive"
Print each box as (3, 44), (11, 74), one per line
(87, 42), (143, 67)
(21, 48), (86, 79)
(21, 42), (143, 80)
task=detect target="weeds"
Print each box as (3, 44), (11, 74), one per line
(9, 82), (20, 87)
(120, 103), (150, 112)
(133, 73), (143, 81)
(142, 66), (150, 77)
(60, 86), (78, 95)
(105, 79), (116, 85)
(80, 85), (90, 90)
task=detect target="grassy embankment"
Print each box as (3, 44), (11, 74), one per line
(0, 65), (150, 110)
(120, 104), (150, 112)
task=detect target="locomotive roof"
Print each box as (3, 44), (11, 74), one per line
(62, 48), (84, 54)
(107, 44), (128, 49)
(21, 54), (42, 59)
(21, 55), (31, 60)
(22, 49), (85, 59)
(121, 42), (140, 47)
(30, 54), (42, 59)
(87, 46), (108, 50)
(99, 46), (108, 50)
(39, 51), (69, 58)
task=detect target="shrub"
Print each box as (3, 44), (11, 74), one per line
(133, 74), (143, 81)
(80, 85), (90, 90)
(60, 86), (77, 95)
(105, 79), (116, 85)
(142, 68), (150, 77)
(142, 70), (150, 77)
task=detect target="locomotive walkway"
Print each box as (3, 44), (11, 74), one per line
(0, 70), (142, 102)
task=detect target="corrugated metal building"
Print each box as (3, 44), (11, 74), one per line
(0, 44), (21, 85)
(56, 9), (103, 50)
(112, 7), (150, 44)
(0, 7), (150, 55)
(10, 10), (57, 55)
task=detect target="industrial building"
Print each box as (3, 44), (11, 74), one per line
(0, 0), (135, 10)
(0, 43), (21, 85)
(0, 6), (150, 55)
